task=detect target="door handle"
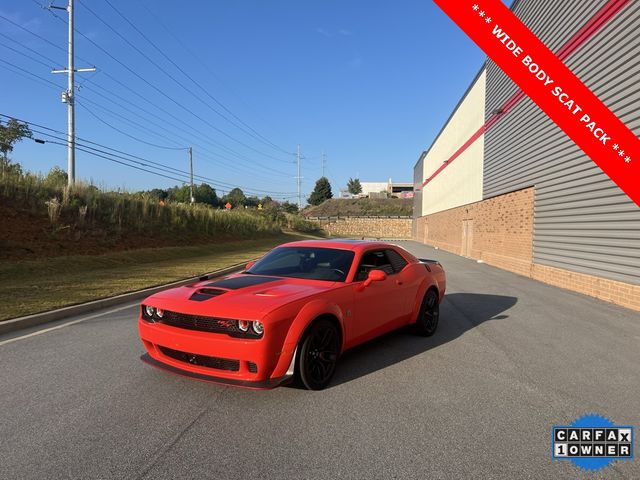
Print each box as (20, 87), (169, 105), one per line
(396, 280), (403, 285)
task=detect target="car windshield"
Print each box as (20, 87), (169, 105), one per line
(246, 247), (355, 282)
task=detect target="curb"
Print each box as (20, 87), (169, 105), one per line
(0, 262), (246, 336)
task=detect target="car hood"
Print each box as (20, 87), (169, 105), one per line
(143, 274), (337, 319)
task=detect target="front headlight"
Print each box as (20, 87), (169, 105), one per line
(142, 305), (164, 322)
(252, 321), (264, 335)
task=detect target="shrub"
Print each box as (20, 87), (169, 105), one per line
(285, 214), (324, 234)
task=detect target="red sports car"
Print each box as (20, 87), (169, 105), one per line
(138, 240), (446, 390)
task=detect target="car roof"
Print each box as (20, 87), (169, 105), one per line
(278, 239), (398, 252)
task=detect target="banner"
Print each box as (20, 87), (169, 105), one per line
(432, 0), (639, 206)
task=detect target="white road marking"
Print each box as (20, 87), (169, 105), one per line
(0, 302), (138, 347)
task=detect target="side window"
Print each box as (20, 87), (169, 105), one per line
(355, 250), (394, 281)
(385, 249), (408, 273)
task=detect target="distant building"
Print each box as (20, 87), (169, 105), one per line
(358, 179), (414, 199)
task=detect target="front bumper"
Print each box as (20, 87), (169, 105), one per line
(138, 318), (295, 389)
(140, 353), (292, 389)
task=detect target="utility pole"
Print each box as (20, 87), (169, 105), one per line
(51, 0), (95, 186)
(296, 144), (302, 209)
(189, 147), (194, 204)
(321, 151), (327, 178)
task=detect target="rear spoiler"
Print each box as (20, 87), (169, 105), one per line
(419, 258), (442, 272)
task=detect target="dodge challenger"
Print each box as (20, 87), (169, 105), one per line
(138, 239), (446, 390)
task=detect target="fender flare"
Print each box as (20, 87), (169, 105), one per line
(411, 278), (439, 323)
(287, 299), (345, 351)
(270, 299), (345, 378)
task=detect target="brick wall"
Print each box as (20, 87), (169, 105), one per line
(531, 264), (640, 312)
(414, 187), (640, 312)
(311, 217), (412, 239)
(416, 188), (534, 276)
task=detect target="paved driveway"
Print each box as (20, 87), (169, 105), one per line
(1, 241), (638, 479)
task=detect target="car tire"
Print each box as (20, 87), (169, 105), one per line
(414, 289), (440, 337)
(296, 319), (340, 390)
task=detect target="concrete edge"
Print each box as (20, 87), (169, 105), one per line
(0, 262), (247, 336)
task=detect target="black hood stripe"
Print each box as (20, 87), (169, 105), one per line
(205, 275), (279, 290)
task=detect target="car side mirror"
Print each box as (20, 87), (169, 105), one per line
(245, 260), (256, 270)
(363, 269), (386, 287)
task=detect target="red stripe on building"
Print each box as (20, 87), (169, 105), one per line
(421, 0), (631, 189)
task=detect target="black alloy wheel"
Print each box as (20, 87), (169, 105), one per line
(297, 319), (340, 390)
(415, 290), (440, 337)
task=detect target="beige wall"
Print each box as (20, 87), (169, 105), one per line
(420, 70), (486, 216)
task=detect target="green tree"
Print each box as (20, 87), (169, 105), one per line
(245, 195), (260, 208)
(347, 177), (362, 195)
(307, 176), (333, 206)
(281, 201), (299, 214)
(0, 119), (32, 177)
(222, 187), (246, 208)
(194, 183), (219, 207)
(148, 188), (169, 201)
(167, 185), (191, 203)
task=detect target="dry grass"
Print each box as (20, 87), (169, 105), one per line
(0, 234), (309, 321)
(1, 170), (282, 239)
(304, 198), (413, 217)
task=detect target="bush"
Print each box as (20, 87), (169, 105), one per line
(285, 214), (324, 234)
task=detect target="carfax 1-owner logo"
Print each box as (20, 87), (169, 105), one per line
(552, 414), (634, 471)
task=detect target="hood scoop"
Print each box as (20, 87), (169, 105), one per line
(189, 288), (227, 302)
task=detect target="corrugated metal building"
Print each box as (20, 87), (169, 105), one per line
(413, 0), (640, 310)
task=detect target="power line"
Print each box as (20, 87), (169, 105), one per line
(41, 132), (297, 197)
(80, 84), (293, 177)
(103, 0), (295, 157)
(77, 91), (292, 178)
(0, 38), (56, 70)
(3, 113), (297, 196)
(77, 99), (189, 151)
(71, 0), (294, 164)
(0, 60), (63, 93)
(0, 12), (68, 57)
(81, 75), (292, 176)
(0, 45), (291, 180)
(5, 7), (304, 194)
(0, 57), (64, 89)
(136, 0), (294, 156)
(0, 15), (294, 180)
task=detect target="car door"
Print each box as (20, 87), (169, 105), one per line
(384, 248), (418, 322)
(350, 249), (406, 344)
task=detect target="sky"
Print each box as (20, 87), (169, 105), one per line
(0, 0), (489, 202)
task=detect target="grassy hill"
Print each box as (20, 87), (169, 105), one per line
(0, 167), (320, 260)
(303, 198), (413, 217)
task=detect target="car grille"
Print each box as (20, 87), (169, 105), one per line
(159, 346), (240, 372)
(157, 311), (259, 338)
(248, 362), (258, 373)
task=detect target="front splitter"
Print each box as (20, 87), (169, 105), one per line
(140, 353), (292, 389)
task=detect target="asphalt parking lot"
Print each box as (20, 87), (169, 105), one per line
(1, 241), (638, 479)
